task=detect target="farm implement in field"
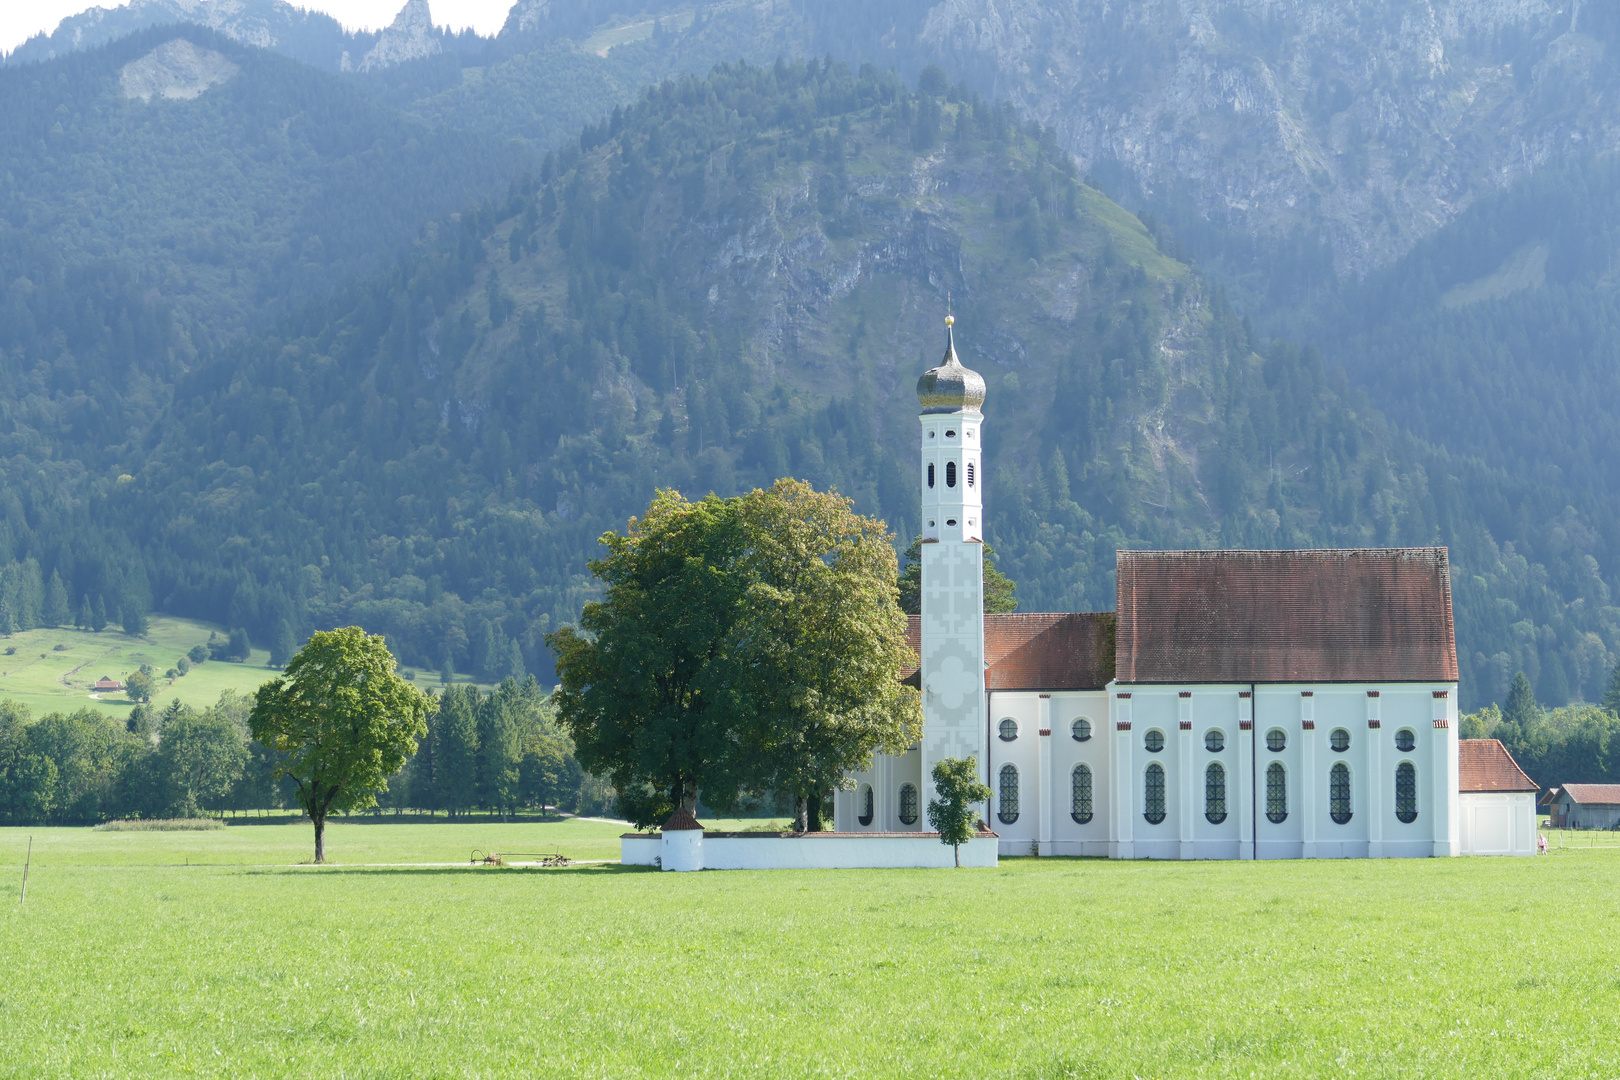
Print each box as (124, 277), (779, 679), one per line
(470, 849), (571, 867)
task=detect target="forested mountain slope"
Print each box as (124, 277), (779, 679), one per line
(0, 59), (1589, 709)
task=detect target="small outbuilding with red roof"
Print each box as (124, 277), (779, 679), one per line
(1457, 739), (1539, 856)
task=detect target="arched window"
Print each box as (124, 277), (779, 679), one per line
(1265, 763), (1287, 823)
(1205, 762), (1227, 824)
(998, 718), (1018, 741)
(1395, 762), (1418, 823)
(1330, 728), (1350, 753)
(1330, 763), (1352, 824)
(898, 783), (919, 825)
(1205, 729), (1225, 753)
(1143, 763), (1166, 824)
(1071, 764), (1093, 824)
(1071, 717), (1092, 742)
(946, 461), (957, 487)
(927, 463), (935, 488)
(1266, 728), (1287, 752)
(1144, 729), (1165, 753)
(967, 461), (975, 487)
(1395, 728), (1416, 753)
(857, 785), (874, 827)
(998, 765), (1019, 824)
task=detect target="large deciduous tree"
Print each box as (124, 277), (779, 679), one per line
(549, 480), (921, 830)
(249, 627), (429, 862)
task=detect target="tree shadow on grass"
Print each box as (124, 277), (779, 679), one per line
(247, 863), (654, 877)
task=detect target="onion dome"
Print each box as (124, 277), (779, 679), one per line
(916, 315), (986, 414)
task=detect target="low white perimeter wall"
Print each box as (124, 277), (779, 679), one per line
(619, 832), (998, 869)
(1460, 792), (1537, 856)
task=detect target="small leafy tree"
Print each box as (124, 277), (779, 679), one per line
(125, 670), (155, 703)
(158, 707), (249, 817)
(927, 756), (992, 867)
(249, 627), (429, 862)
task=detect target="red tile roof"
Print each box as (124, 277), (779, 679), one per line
(1559, 783), (1620, 805)
(1458, 740), (1539, 793)
(1115, 548), (1457, 684)
(661, 808), (704, 831)
(899, 613), (1115, 691)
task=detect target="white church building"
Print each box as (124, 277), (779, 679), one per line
(833, 319), (1467, 860)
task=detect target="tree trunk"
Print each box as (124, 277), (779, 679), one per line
(806, 791), (824, 832)
(793, 796), (808, 833)
(953, 842), (960, 868)
(313, 813), (326, 864)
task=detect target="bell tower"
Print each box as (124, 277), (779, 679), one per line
(916, 315), (989, 802)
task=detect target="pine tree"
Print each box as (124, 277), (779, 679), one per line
(434, 685), (478, 817)
(77, 595), (91, 629)
(1504, 672), (1539, 731)
(269, 620), (297, 668)
(0, 597), (13, 635)
(43, 572), (69, 626)
(1602, 661), (1620, 716)
(91, 594), (107, 632)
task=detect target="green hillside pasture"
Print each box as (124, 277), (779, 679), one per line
(0, 616), (275, 718)
(0, 616), (493, 720)
(0, 827), (1614, 1078)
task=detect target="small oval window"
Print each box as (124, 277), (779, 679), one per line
(857, 785), (874, 827)
(1071, 717), (1092, 742)
(1205, 729), (1225, 753)
(1144, 729), (1165, 753)
(1330, 728), (1350, 753)
(1395, 728), (1416, 752)
(1266, 728), (1287, 752)
(946, 429), (956, 438)
(998, 718), (1018, 742)
(899, 783), (919, 825)
(946, 461), (957, 487)
(946, 518), (957, 526)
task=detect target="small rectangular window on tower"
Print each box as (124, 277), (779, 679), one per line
(966, 462), (975, 486)
(946, 461), (957, 487)
(927, 463), (935, 488)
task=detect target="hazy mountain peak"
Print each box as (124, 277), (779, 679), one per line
(119, 36), (239, 100)
(356, 0), (441, 72)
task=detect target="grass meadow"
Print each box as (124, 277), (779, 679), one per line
(1, 821), (1616, 1078)
(0, 616), (496, 719)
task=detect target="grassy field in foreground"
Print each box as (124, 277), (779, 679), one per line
(1, 825), (1617, 1077)
(0, 615), (497, 720)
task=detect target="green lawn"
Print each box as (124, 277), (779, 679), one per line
(0, 616), (496, 720)
(0, 824), (1615, 1078)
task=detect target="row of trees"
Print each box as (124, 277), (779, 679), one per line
(0, 559), (151, 638)
(0, 677), (593, 830)
(1462, 668), (1620, 789)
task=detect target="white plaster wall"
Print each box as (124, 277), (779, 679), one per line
(1043, 690), (1112, 857)
(621, 834), (999, 869)
(1460, 792), (1536, 856)
(987, 693), (1042, 855)
(837, 746), (924, 832)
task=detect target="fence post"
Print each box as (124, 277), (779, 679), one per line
(19, 836), (31, 904)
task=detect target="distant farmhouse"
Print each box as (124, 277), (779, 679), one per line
(1544, 784), (1620, 830)
(839, 320), (1491, 861)
(93, 676), (123, 691)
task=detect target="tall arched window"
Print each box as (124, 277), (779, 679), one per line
(927, 463), (935, 488)
(1395, 762), (1418, 823)
(1205, 762), (1227, 824)
(857, 785), (874, 827)
(946, 461), (957, 488)
(1330, 763), (1352, 824)
(998, 765), (1019, 824)
(1144, 763), (1166, 824)
(966, 461), (975, 487)
(898, 784), (919, 825)
(1265, 763), (1288, 823)
(1071, 764), (1093, 824)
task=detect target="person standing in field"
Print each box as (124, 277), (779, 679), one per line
(1538, 833), (1547, 855)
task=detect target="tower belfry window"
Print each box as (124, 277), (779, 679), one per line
(966, 462), (975, 487)
(927, 463), (935, 488)
(946, 461), (957, 487)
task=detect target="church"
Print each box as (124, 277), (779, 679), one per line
(833, 319), (1464, 860)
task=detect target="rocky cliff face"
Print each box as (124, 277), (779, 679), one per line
(357, 0), (443, 72)
(908, 0), (1619, 277)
